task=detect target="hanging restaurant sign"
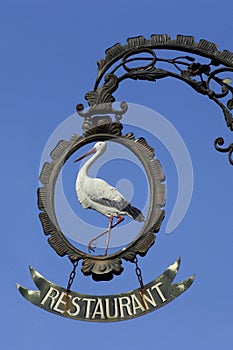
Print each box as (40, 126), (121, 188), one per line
(17, 33), (233, 321)
(17, 258), (194, 322)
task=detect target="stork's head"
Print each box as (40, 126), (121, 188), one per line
(74, 141), (107, 162)
(94, 141), (107, 153)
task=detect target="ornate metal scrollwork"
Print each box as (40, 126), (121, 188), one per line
(76, 34), (233, 165)
(214, 137), (233, 165)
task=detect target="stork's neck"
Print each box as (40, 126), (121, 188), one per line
(79, 149), (102, 178)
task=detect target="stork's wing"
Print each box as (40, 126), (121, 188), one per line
(95, 196), (129, 212)
(87, 178), (129, 212)
(85, 178), (144, 221)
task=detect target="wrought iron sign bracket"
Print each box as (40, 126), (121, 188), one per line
(76, 34), (233, 165)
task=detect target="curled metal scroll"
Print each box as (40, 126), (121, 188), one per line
(214, 137), (233, 165)
(76, 34), (233, 165)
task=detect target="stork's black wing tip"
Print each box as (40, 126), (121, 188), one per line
(124, 204), (144, 222)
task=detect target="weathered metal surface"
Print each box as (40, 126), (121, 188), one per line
(17, 258), (194, 322)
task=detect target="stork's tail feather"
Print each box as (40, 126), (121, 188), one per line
(123, 204), (144, 222)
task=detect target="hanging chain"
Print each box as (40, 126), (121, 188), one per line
(65, 260), (78, 315)
(66, 260), (78, 292)
(134, 257), (145, 291)
(134, 256), (147, 309)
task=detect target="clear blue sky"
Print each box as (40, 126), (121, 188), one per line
(2, 1), (233, 349)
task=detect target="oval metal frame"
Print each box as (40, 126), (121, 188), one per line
(38, 131), (166, 280)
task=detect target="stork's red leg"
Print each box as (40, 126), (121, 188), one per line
(111, 215), (124, 229)
(104, 215), (124, 255)
(88, 228), (110, 253)
(87, 215), (125, 254)
(104, 216), (113, 256)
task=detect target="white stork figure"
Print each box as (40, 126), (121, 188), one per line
(74, 141), (144, 255)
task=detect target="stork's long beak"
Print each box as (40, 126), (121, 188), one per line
(74, 147), (96, 162)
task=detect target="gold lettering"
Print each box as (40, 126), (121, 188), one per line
(105, 298), (119, 319)
(151, 282), (167, 303)
(82, 298), (96, 318)
(91, 298), (105, 320)
(68, 296), (81, 317)
(142, 289), (157, 309)
(40, 287), (60, 309)
(118, 296), (132, 318)
(131, 294), (145, 314)
(53, 291), (69, 314)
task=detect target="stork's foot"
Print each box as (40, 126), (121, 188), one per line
(88, 238), (97, 253)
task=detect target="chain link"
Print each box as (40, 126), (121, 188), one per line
(133, 257), (147, 309)
(66, 260), (78, 292)
(65, 260), (78, 315)
(134, 257), (144, 291)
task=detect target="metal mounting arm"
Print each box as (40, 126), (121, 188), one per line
(77, 34), (233, 165)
